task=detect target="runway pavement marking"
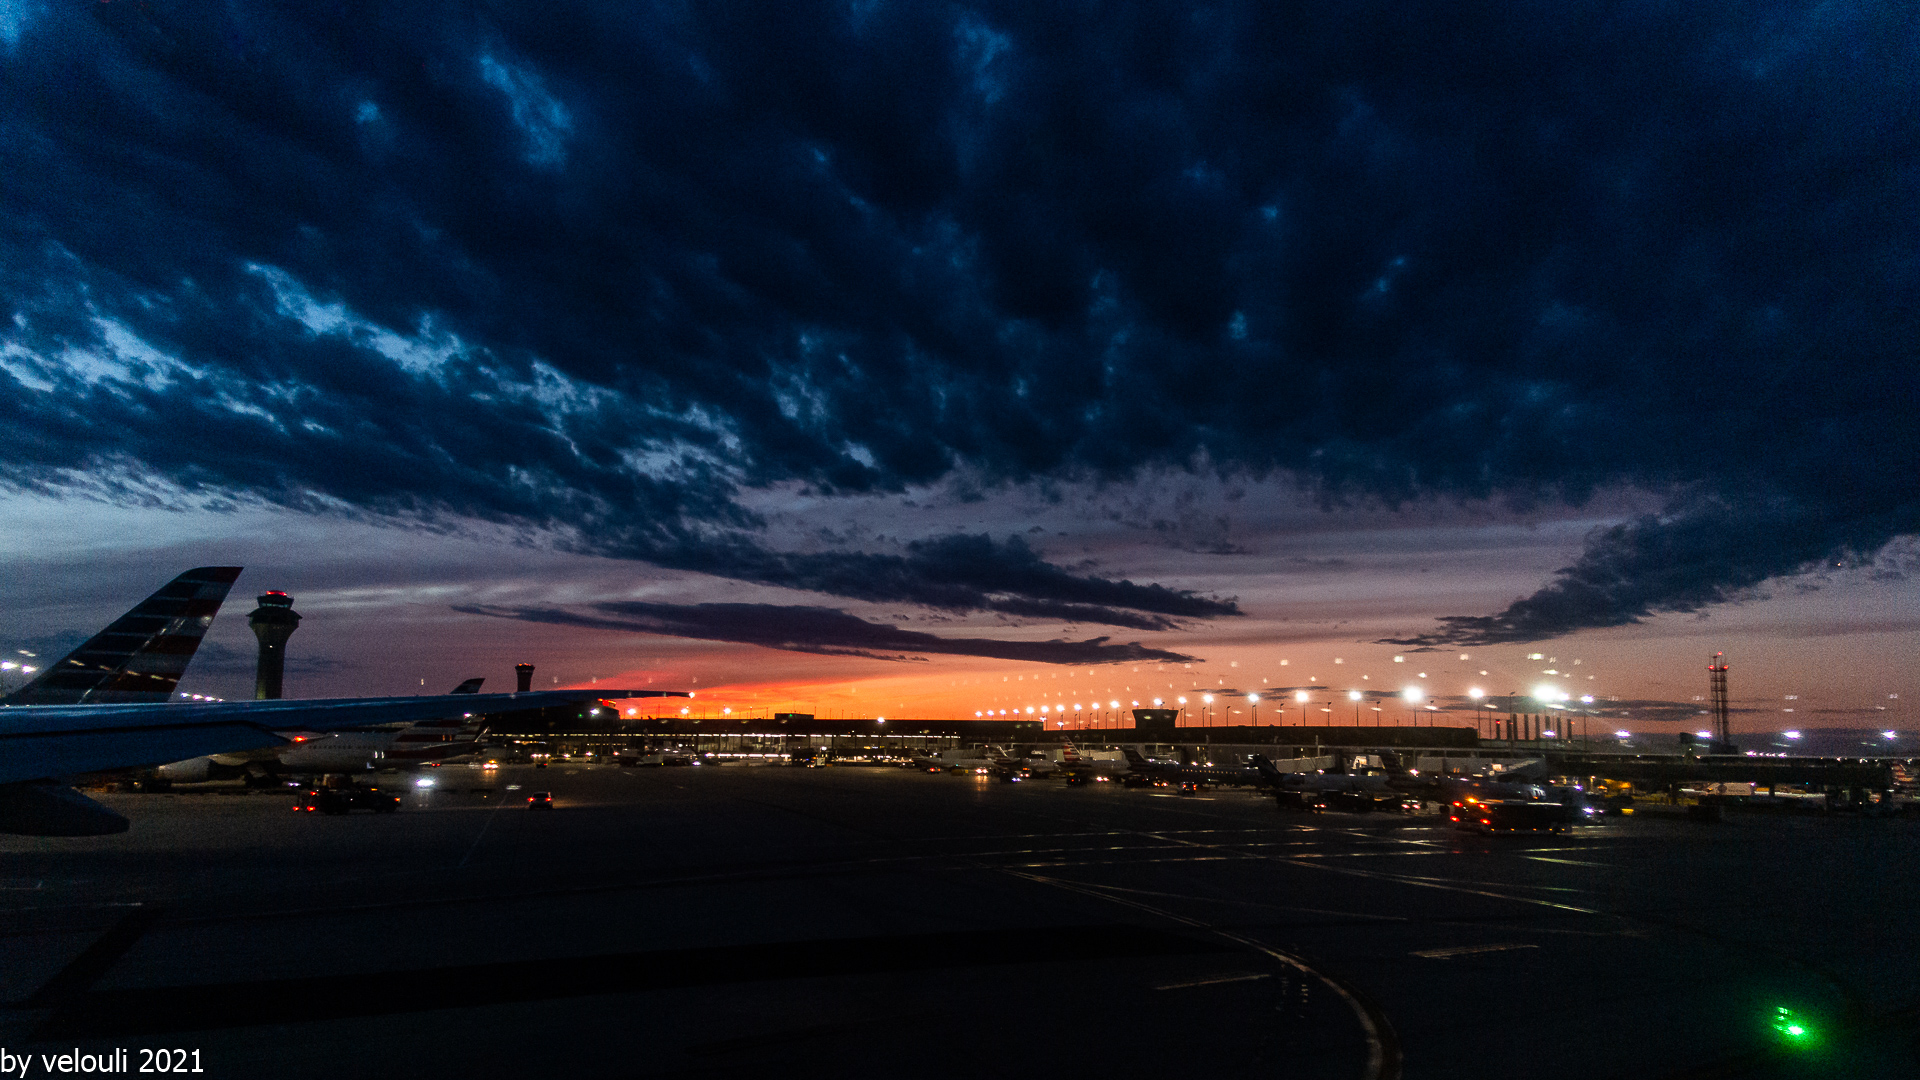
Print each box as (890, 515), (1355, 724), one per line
(1412, 943), (1539, 959)
(1521, 855), (1617, 868)
(1154, 972), (1272, 990)
(1358, 868), (1593, 894)
(1044, 878), (1413, 921)
(1004, 868), (1402, 1080)
(456, 789), (510, 868)
(1130, 829), (1607, 915)
(1280, 849), (1451, 859)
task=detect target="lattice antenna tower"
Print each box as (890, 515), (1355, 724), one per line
(1707, 652), (1731, 749)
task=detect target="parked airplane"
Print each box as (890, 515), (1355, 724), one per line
(1120, 746), (1272, 789)
(1252, 752), (1412, 811)
(1051, 742), (1130, 782)
(0, 567), (686, 836)
(911, 745), (1008, 773)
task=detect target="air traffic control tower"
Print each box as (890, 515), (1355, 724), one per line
(248, 591), (301, 700)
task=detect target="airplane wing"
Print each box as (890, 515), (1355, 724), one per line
(0, 689), (685, 835)
(0, 689), (685, 786)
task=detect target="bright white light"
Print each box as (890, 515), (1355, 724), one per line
(1401, 685), (1423, 704)
(1247, 694), (1259, 703)
(975, 711), (982, 717)
(1176, 697), (1187, 705)
(1532, 684), (1559, 702)
(1202, 694), (1213, 704)
(1467, 687), (1484, 700)
(1541, 730), (1555, 737)
(1615, 730), (1631, 738)
(1039, 705), (1049, 713)
(415, 778), (435, 788)
(1784, 730), (1801, 739)
(1073, 703), (1082, 710)
(877, 718), (885, 724)
(0, 662), (14, 670)
(1348, 690), (1363, 701)
(1295, 690), (1309, 703)
(1025, 707), (1035, 714)
(1884, 731), (1898, 740)
(1696, 730), (1712, 738)
(1580, 695), (1594, 704)
(1153, 698), (1163, 706)
(1109, 700), (1119, 708)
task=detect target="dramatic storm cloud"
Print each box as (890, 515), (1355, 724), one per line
(2, 0), (1915, 642)
(455, 601), (1199, 665)
(1388, 487), (1918, 646)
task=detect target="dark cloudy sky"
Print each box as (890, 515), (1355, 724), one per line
(2, 0), (1914, 733)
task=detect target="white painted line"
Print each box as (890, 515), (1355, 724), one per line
(1413, 943), (1540, 959)
(1154, 972), (1273, 991)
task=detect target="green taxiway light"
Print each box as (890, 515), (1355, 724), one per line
(1772, 1006), (1814, 1043)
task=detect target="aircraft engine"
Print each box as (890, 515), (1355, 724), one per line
(155, 757), (214, 783)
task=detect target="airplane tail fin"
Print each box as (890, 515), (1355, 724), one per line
(1061, 742), (1081, 763)
(388, 711), (489, 762)
(450, 678), (485, 694)
(3, 567), (243, 706)
(1121, 746), (1147, 766)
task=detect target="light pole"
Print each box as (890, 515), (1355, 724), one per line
(1202, 694), (1214, 726)
(1349, 690), (1363, 725)
(1296, 689), (1310, 725)
(1249, 694), (1260, 726)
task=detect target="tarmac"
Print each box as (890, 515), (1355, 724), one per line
(2, 763), (1916, 1079)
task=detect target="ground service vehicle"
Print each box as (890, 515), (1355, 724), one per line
(295, 787), (400, 815)
(1450, 796), (1563, 834)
